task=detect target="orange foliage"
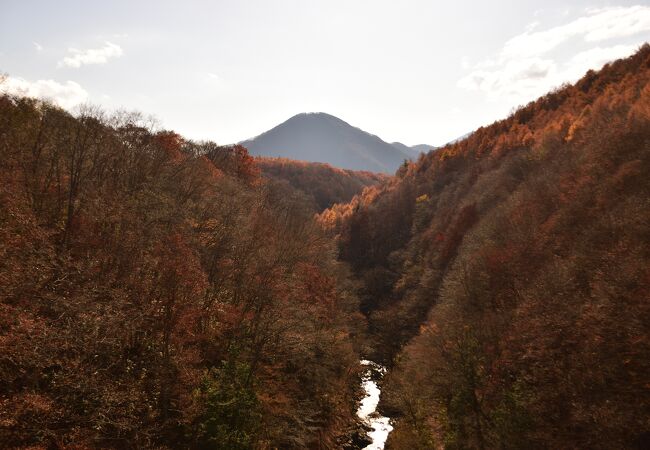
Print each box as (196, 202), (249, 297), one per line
(331, 44), (650, 449)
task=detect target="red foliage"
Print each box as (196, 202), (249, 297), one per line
(154, 131), (184, 161)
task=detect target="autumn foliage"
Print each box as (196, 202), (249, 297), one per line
(256, 157), (387, 211)
(321, 45), (650, 449)
(0, 96), (364, 448)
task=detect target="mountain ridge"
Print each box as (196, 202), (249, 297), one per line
(240, 112), (433, 173)
(256, 155), (388, 211)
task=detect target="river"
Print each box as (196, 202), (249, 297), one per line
(357, 360), (393, 450)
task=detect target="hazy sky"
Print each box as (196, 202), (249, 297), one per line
(1, 1), (649, 146)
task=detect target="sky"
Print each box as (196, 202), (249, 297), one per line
(1, 0), (649, 146)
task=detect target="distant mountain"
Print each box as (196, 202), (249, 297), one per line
(240, 112), (433, 173)
(390, 142), (435, 157)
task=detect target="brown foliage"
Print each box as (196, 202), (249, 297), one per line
(256, 156), (387, 211)
(327, 45), (650, 448)
(0, 95), (361, 448)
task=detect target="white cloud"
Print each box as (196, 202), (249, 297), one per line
(58, 41), (123, 68)
(34, 42), (43, 52)
(458, 6), (650, 103)
(502, 6), (650, 59)
(566, 44), (640, 77)
(1, 76), (88, 109)
(458, 57), (557, 100)
(582, 6), (650, 41)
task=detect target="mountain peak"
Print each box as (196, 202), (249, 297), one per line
(241, 113), (431, 173)
(288, 112), (339, 119)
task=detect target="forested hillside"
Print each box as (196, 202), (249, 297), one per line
(2, 38), (648, 450)
(0, 93), (366, 448)
(256, 157), (387, 211)
(320, 45), (650, 449)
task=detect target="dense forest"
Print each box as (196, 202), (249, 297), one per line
(256, 157), (387, 211)
(0, 90), (369, 448)
(320, 45), (650, 448)
(1, 43), (649, 450)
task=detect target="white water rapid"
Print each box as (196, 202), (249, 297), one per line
(357, 360), (393, 450)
